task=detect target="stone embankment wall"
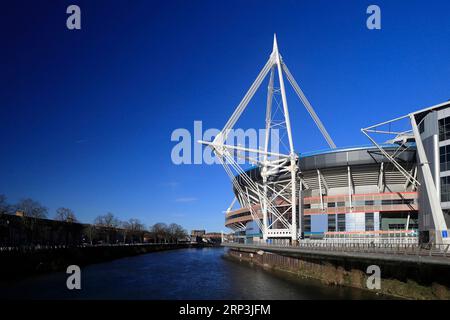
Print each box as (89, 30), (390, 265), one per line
(227, 247), (450, 300)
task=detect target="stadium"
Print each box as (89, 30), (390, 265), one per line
(201, 36), (450, 246)
(225, 144), (419, 244)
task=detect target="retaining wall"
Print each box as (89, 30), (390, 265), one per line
(226, 245), (450, 299)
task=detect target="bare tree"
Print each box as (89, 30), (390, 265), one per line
(94, 212), (120, 243)
(15, 198), (48, 219)
(0, 194), (9, 215)
(176, 225), (188, 241)
(150, 223), (169, 243)
(128, 218), (145, 232)
(83, 224), (97, 245)
(55, 207), (77, 223)
(119, 219), (145, 243)
(14, 198), (48, 245)
(168, 223), (187, 243)
(128, 219), (145, 243)
(94, 212), (120, 228)
(120, 220), (130, 243)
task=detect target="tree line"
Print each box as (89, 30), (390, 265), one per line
(0, 194), (188, 246)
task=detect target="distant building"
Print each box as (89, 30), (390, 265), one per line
(203, 232), (222, 244)
(204, 232), (221, 238)
(190, 230), (205, 244)
(191, 230), (206, 237)
(189, 230), (225, 244)
(177, 236), (191, 244)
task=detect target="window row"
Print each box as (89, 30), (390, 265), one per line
(441, 176), (450, 202)
(439, 116), (450, 141)
(303, 199), (415, 209)
(327, 214), (346, 232)
(440, 145), (450, 172)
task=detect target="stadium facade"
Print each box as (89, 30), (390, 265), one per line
(225, 144), (420, 244)
(201, 36), (450, 245)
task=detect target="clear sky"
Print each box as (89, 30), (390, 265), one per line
(1, 0), (450, 232)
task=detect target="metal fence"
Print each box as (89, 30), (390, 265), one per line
(228, 241), (450, 258)
(305, 233), (419, 246)
(0, 242), (183, 252)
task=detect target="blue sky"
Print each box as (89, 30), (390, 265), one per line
(1, 0), (450, 232)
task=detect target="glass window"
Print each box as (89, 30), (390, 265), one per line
(328, 214), (336, 232)
(337, 214), (346, 231)
(440, 145), (450, 172)
(304, 215), (311, 232)
(439, 117), (450, 141)
(380, 199), (415, 206)
(365, 212), (374, 231)
(419, 121), (425, 134)
(441, 176), (450, 202)
(389, 224), (405, 230)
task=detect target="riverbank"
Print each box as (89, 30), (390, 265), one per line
(225, 245), (450, 300)
(0, 243), (215, 281)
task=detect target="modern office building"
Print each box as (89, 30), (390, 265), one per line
(414, 102), (450, 243)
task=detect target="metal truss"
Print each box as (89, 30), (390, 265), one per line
(362, 112), (449, 245)
(200, 35), (335, 242)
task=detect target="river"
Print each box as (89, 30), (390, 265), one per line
(0, 247), (382, 299)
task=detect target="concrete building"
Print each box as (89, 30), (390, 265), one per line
(190, 230), (206, 243)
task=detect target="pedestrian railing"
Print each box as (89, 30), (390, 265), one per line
(0, 242), (185, 252)
(227, 242), (450, 258)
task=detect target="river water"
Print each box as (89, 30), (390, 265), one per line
(0, 247), (381, 299)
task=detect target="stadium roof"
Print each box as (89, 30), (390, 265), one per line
(238, 143), (416, 174)
(298, 142), (416, 158)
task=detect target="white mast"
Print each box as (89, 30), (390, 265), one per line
(200, 35), (336, 242)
